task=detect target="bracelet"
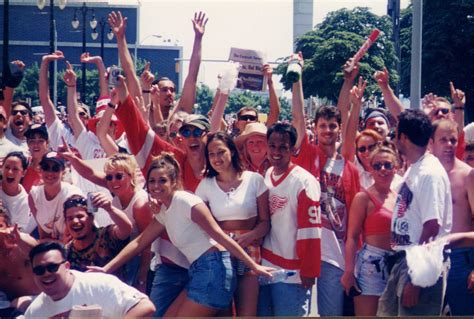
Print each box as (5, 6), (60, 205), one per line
(107, 102), (117, 109)
(455, 106), (464, 110)
(142, 90), (151, 94)
(66, 85), (75, 88)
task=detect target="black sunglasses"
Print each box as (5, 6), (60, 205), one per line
(40, 163), (61, 173)
(180, 127), (204, 138)
(12, 109), (29, 116)
(238, 114), (257, 122)
(435, 108), (450, 115)
(357, 144), (376, 153)
(64, 197), (87, 211)
(372, 162), (395, 171)
(32, 260), (67, 276)
(105, 172), (126, 181)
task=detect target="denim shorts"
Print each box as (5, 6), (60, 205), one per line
(355, 243), (393, 296)
(187, 250), (237, 310)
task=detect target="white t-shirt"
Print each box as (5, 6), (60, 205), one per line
(24, 270), (147, 318)
(195, 171), (267, 221)
(155, 191), (215, 264)
(46, 117), (75, 151)
(0, 136), (21, 167)
(5, 127), (28, 156)
(75, 130), (108, 160)
(0, 185), (36, 233)
(30, 182), (83, 238)
(391, 153), (452, 250)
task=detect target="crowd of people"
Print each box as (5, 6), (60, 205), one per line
(0, 9), (473, 318)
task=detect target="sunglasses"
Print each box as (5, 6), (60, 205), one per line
(372, 162), (395, 171)
(40, 163), (61, 172)
(238, 115), (257, 122)
(105, 172), (126, 181)
(32, 260), (66, 276)
(12, 109), (29, 116)
(357, 144), (376, 153)
(180, 128), (204, 138)
(78, 111), (87, 117)
(168, 131), (178, 139)
(64, 197), (87, 210)
(435, 108), (450, 115)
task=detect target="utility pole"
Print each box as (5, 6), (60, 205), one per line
(388, 0), (401, 95)
(410, 0), (422, 109)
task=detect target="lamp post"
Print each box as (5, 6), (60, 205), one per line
(71, 2), (95, 103)
(91, 18), (114, 63)
(37, 0), (66, 106)
(133, 34), (163, 69)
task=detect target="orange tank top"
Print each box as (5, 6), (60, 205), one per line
(363, 190), (392, 236)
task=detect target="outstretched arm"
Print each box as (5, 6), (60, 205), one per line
(264, 64), (280, 127)
(96, 90), (120, 156)
(374, 67), (404, 119)
(210, 90), (229, 134)
(450, 81), (465, 133)
(81, 52), (109, 98)
(174, 12), (208, 114)
(108, 11), (142, 101)
(140, 61), (154, 118)
(39, 52), (64, 126)
(337, 58), (359, 141)
(63, 61), (86, 139)
(291, 53), (306, 150)
(92, 192), (132, 240)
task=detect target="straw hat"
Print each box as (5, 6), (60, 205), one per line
(235, 122), (267, 146)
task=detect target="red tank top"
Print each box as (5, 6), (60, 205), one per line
(363, 190), (392, 236)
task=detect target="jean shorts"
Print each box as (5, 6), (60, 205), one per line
(355, 243), (393, 296)
(187, 250), (237, 310)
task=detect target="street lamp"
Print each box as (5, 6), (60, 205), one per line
(91, 18), (114, 62)
(37, 0), (67, 107)
(134, 34), (163, 69)
(71, 2), (96, 103)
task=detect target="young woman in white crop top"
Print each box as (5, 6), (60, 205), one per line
(196, 132), (270, 316)
(89, 152), (273, 317)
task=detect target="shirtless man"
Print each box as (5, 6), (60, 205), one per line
(0, 209), (39, 316)
(430, 119), (474, 316)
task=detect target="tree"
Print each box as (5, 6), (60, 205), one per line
(399, 0), (474, 122)
(277, 7), (398, 103)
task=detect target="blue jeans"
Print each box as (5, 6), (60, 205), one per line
(150, 263), (189, 317)
(317, 261), (344, 316)
(122, 254), (140, 286)
(257, 282), (311, 316)
(446, 247), (474, 315)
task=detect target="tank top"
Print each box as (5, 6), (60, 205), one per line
(363, 190), (392, 236)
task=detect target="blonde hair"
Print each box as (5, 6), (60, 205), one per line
(104, 153), (137, 187)
(146, 152), (183, 191)
(369, 141), (400, 167)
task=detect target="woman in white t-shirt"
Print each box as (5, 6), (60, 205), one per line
(196, 132), (270, 316)
(89, 152), (273, 317)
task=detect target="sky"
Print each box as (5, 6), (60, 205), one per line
(134, 0), (410, 89)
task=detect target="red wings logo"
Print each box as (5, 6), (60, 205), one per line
(269, 195), (289, 215)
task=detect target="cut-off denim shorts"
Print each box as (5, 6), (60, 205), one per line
(187, 250), (237, 309)
(355, 243), (393, 296)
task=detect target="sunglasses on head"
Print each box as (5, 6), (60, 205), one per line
(180, 127), (204, 138)
(372, 161), (395, 171)
(64, 197), (87, 211)
(238, 114), (257, 122)
(32, 260), (66, 276)
(435, 108), (450, 115)
(12, 109), (29, 116)
(357, 144), (376, 153)
(40, 162), (61, 173)
(105, 172), (126, 181)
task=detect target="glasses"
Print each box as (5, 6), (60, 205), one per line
(169, 131), (178, 139)
(64, 197), (87, 210)
(435, 108), (450, 115)
(40, 163), (61, 172)
(105, 172), (126, 181)
(32, 260), (66, 276)
(238, 114), (257, 122)
(180, 128), (204, 138)
(357, 144), (376, 153)
(12, 109), (29, 116)
(372, 162), (395, 171)
(78, 111), (87, 117)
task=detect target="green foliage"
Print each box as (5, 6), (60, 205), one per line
(14, 62), (40, 105)
(276, 7), (398, 103)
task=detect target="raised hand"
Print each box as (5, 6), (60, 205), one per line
(11, 60), (26, 71)
(374, 67), (390, 89)
(349, 76), (367, 107)
(450, 81), (466, 108)
(80, 52), (103, 65)
(63, 61), (77, 87)
(192, 11), (208, 38)
(116, 75), (129, 103)
(42, 50), (65, 63)
(342, 58), (359, 82)
(140, 61), (155, 89)
(108, 11), (127, 39)
(91, 192), (113, 212)
(150, 84), (161, 107)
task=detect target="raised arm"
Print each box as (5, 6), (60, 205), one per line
(374, 67), (404, 119)
(341, 77), (366, 162)
(149, 84), (164, 126)
(291, 53), (306, 150)
(80, 52), (109, 98)
(2, 60), (25, 117)
(450, 81), (465, 132)
(63, 61), (86, 139)
(338, 58), (359, 141)
(140, 61), (154, 119)
(174, 12), (208, 114)
(39, 52), (64, 126)
(108, 11), (142, 101)
(210, 90), (229, 133)
(92, 192), (132, 240)
(96, 90), (120, 156)
(264, 64), (280, 127)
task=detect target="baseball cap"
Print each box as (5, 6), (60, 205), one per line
(179, 114), (211, 132)
(39, 151), (66, 170)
